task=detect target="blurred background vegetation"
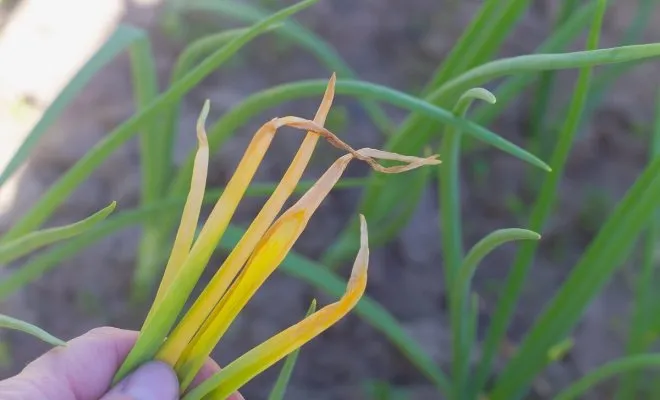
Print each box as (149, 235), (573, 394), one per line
(2, 0), (660, 399)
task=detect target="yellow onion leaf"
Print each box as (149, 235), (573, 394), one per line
(172, 153), (357, 387)
(156, 75), (335, 365)
(114, 115), (339, 383)
(171, 149), (439, 389)
(182, 215), (369, 400)
(149, 100), (210, 316)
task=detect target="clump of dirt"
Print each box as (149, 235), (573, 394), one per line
(2, 1), (660, 399)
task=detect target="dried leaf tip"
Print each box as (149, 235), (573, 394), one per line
(347, 214), (369, 289)
(352, 148), (441, 173)
(328, 73), (337, 90)
(313, 73), (336, 121)
(196, 100), (210, 146)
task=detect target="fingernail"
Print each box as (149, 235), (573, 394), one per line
(103, 361), (179, 400)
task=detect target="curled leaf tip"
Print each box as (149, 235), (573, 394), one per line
(196, 100), (210, 145)
(354, 148), (441, 173)
(461, 88), (497, 105)
(352, 214), (369, 280)
(359, 214), (368, 243)
(262, 118), (440, 175)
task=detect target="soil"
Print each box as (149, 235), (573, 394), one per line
(2, 1), (660, 399)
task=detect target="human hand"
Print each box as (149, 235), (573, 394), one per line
(0, 327), (244, 400)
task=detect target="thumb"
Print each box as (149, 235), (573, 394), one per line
(101, 361), (179, 400)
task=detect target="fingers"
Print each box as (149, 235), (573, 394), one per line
(0, 327), (137, 400)
(101, 361), (178, 400)
(0, 327), (244, 400)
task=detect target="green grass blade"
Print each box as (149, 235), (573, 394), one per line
(180, 0), (393, 136)
(0, 314), (66, 347)
(530, 0), (582, 157)
(553, 355), (660, 400)
(454, 0), (531, 72)
(327, 32), (660, 268)
(441, 88), (496, 285)
(129, 36), (164, 302)
(0, 0), (315, 244)
(130, 36), (161, 204)
(139, 28), (274, 300)
(0, 25), (144, 188)
(267, 300), (317, 400)
(423, 0), (530, 92)
(451, 228), (539, 399)
(421, 0), (498, 91)
(170, 28), (256, 82)
(466, 292), (479, 381)
(615, 83), (660, 399)
(580, 0), (657, 123)
(476, 1), (608, 396)
(0, 178), (363, 301)
(489, 159), (660, 400)
(441, 91), (499, 398)
(455, 228), (542, 317)
(6, 196), (451, 396)
(432, 43), (660, 109)
(0, 202), (115, 265)
(159, 27), (271, 193)
(472, 0), (598, 126)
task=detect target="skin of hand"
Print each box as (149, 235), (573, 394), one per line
(0, 327), (244, 400)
